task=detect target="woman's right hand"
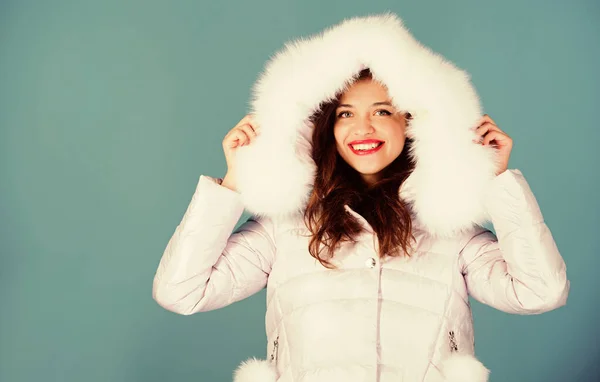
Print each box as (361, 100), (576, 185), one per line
(221, 114), (260, 192)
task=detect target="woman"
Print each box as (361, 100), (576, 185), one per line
(152, 13), (569, 382)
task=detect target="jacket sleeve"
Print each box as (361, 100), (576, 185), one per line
(459, 169), (569, 314)
(152, 175), (276, 315)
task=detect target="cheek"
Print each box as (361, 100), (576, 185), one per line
(333, 126), (346, 150)
(382, 121), (406, 152)
(389, 138), (406, 156)
(391, 127), (406, 145)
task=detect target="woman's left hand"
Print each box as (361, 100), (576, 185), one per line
(473, 114), (513, 176)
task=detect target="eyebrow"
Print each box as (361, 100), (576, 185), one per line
(337, 101), (394, 108)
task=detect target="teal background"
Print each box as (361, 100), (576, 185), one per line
(1, 0), (598, 381)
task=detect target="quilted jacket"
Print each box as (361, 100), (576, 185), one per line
(152, 13), (570, 382)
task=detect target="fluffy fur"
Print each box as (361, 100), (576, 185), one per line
(439, 352), (490, 382)
(233, 358), (277, 382)
(235, 13), (499, 237)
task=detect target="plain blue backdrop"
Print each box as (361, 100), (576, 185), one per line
(1, 1), (598, 381)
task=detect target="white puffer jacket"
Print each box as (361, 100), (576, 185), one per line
(153, 13), (569, 382)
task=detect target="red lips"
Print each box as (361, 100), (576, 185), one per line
(348, 139), (385, 156)
(348, 139), (384, 145)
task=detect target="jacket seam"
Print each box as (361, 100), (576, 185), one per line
(267, 263), (452, 310)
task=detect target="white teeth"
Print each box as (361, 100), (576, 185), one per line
(352, 142), (380, 151)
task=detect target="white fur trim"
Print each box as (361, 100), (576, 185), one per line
(233, 358), (277, 382)
(440, 353), (490, 382)
(235, 12), (499, 237)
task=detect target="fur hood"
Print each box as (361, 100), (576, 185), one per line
(235, 12), (499, 237)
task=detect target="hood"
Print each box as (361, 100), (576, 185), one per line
(234, 12), (499, 237)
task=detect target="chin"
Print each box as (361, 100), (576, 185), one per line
(355, 161), (391, 173)
(357, 169), (383, 177)
(354, 167), (386, 178)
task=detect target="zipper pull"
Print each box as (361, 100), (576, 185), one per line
(270, 335), (279, 362)
(449, 330), (458, 352)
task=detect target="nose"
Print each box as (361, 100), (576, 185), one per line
(351, 116), (375, 136)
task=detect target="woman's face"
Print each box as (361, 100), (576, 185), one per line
(333, 78), (408, 185)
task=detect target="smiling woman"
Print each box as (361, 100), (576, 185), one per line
(152, 13), (569, 382)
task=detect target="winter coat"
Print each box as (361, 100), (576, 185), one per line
(152, 13), (569, 382)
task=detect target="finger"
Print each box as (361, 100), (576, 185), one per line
(483, 130), (510, 146)
(238, 129), (252, 146)
(474, 123), (491, 139)
(480, 114), (497, 126)
(247, 117), (260, 133)
(237, 126), (255, 146)
(472, 116), (490, 131)
(236, 114), (261, 134)
(225, 122), (254, 141)
(475, 122), (500, 136)
(234, 114), (254, 128)
(227, 130), (250, 148)
(478, 115), (508, 134)
(239, 123), (259, 138)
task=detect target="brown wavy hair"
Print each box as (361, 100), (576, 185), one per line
(303, 69), (416, 268)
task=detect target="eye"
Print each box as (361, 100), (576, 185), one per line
(375, 109), (392, 116)
(337, 111), (352, 118)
